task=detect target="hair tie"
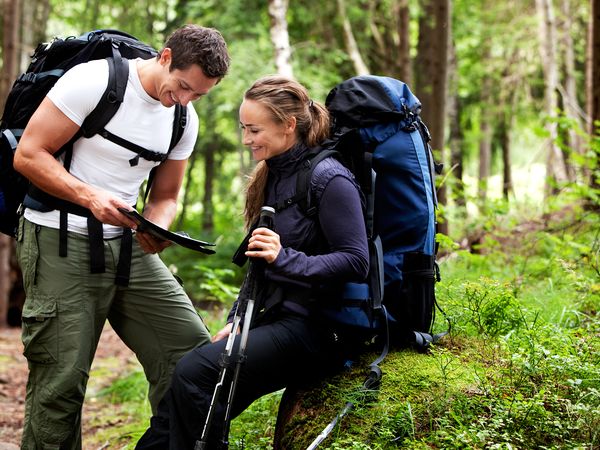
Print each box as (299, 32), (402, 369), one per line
(308, 99), (314, 109)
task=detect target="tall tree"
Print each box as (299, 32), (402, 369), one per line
(559, 0), (585, 177)
(337, 0), (369, 75)
(21, 0), (50, 70)
(414, 0), (451, 235)
(589, 0), (600, 136)
(536, 0), (569, 197)
(447, 39), (465, 209)
(498, 112), (514, 199)
(589, 0), (600, 192)
(396, 0), (412, 85)
(268, 0), (294, 77)
(1, 0), (20, 110)
(477, 41), (493, 204)
(0, 0), (22, 328)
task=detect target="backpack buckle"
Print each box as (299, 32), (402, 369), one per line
(18, 73), (37, 84)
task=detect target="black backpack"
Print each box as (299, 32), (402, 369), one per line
(0, 29), (187, 238)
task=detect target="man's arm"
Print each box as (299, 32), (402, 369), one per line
(136, 157), (188, 253)
(13, 97), (138, 229)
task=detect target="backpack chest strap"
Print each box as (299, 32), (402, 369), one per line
(98, 128), (169, 166)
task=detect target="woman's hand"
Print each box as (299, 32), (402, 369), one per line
(212, 323), (238, 343)
(245, 227), (281, 264)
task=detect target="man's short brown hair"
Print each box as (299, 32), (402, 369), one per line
(163, 25), (230, 80)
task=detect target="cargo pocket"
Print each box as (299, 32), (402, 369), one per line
(21, 294), (58, 365)
(17, 220), (41, 291)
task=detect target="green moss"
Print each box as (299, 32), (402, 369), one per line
(278, 346), (480, 449)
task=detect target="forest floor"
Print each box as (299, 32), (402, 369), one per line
(0, 325), (139, 449)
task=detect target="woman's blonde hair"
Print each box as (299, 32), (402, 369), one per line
(242, 76), (330, 228)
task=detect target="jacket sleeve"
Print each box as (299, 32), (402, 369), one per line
(270, 174), (369, 282)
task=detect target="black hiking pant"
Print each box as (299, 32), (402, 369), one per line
(136, 309), (339, 449)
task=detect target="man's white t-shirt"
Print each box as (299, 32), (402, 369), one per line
(24, 58), (199, 238)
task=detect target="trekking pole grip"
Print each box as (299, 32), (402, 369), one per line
(257, 205), (275, 230)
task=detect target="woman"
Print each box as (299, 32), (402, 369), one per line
(136, 75), (369, 449)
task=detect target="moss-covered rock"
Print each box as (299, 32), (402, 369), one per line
(274, 343), (479, 449)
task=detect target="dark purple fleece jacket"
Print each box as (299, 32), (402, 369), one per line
(229, 143), (369, 322)
(264, 143), (368, 286)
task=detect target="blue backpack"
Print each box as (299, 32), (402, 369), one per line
(296, 76), (446, 358)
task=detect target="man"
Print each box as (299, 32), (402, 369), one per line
(13, 24), (230, 449)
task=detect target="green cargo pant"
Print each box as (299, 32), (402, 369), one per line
(16, 218), (211, 450)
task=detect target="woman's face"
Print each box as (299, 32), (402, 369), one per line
(239, 99), (296, 161)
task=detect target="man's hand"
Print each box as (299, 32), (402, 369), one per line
(135, 231), (172, 254)
(87, 190), (139, 229)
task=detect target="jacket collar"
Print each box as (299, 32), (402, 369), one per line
(266, 142), (309, 177)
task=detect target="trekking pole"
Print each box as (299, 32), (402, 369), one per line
(195, 206), (275, 450)
(221, 206), (275, 447)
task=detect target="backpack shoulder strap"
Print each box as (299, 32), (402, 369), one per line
(80, 53), (128, 139)
(271, 148), (339, 215)
(142, 104), (188, 204)
(170, 104), (188, 151)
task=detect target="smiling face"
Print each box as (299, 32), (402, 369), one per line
(239, 99), (297, 161)
(155, 48), (219, 107)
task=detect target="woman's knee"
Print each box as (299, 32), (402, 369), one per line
(172, 344), (221, 393)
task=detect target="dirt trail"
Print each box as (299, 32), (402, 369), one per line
(0, 325), (138, 449)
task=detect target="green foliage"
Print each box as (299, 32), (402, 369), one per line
(228, 390), (284, 449)
(196, 266), (239, 305)
(442, 277), (525, 337)
(98, 369), (148, 404)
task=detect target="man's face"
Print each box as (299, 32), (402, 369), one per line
(156, 48), (219, 107)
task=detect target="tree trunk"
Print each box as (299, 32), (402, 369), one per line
(202, 143), (216, 233)
(415, 0), (450, 235)
(268, 0), (294, 77)
(589, 0), (600, 135)
(0, 236), (10, 328)
(448, 39), (465, 209)
(589, 0), (600, 192)
(476, 33), (493, 205)
(536, 0), (568, 197)
(1, 0), (20, 112)
(21, 0), (50, 72)
(478, 115), (492, 203)
(499, 113), (514, 200)
(0, 0), (22, 329)
(337, 0), (370, 75)
(560, 0), (585, 181)
(396, 0), (412, 85)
